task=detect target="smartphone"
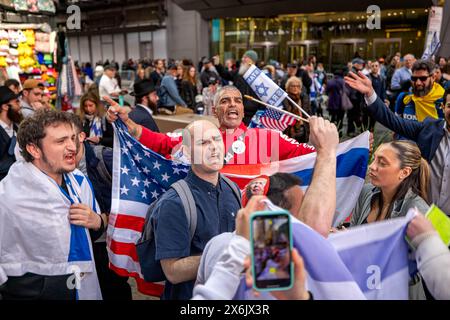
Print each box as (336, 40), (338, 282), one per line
(250, 210), (293, 291)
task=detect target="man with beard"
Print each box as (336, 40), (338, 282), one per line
(128, 79), (160, 132)
(345, 72), (450, 216)
(394, 60), (445, 122)
(213, 51), (262, 125)
(0, 110), (103, 300)
(0, 86), (22, 181)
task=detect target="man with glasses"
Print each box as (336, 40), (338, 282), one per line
(394, 60), (445, 122)
(20, 79), (44, 119)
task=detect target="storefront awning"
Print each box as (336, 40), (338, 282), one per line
(173, 0), (436, 19)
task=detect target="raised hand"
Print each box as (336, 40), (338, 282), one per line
(344, 71), (374, 96)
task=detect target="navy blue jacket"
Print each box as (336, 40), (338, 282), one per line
(368, 96), (446, 163)
(129, 105), (160, 132)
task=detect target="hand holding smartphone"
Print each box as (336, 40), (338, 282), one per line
(250, 210), (293, 291)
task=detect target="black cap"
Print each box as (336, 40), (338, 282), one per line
(0, 86), (19, 106)
(207, 76), (218, 85)
(167, 63), (177, 70)
(287, 63), (298, 68)
(104, 64), (117, 71)
(131, 79), (156, 97)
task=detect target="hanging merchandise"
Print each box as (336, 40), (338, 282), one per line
(0, 0), (14, 10)
(37, 0), (55, 14)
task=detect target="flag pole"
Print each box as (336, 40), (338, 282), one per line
(244, 95), (309, 123)
(286, 96), (311, 119)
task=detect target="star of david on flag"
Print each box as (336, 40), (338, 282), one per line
(243, 64), (288, 107)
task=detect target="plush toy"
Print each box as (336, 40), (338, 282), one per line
(0, 56), (7, 67)
(24, 29), (35, 46)
(17, 30), (27, 43)
(0, 30), (9, 40)
(27, 0), (38, 12)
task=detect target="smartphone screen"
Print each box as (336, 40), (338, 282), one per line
(251, 212), (292, 290)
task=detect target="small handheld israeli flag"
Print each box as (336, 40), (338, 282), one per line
(422, 31), (441, 60)
(243, 64), (287, 108)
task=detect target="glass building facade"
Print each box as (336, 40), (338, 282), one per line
(210, 8), (430, 71)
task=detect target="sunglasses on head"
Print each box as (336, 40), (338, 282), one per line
(411, 75), (431, 82)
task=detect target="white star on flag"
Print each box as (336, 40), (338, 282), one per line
(143, 167), (150, 174)
(143, 150), (151, 157)
(126, 141), (133, 148)
(120, 185), (129, 195)
(143, 179), (151, 187)
(131, 177), (140, 186)
(153, 161), (161, 170)
(121, 147), (128, 155)
(134, 153), (142, 162)
(121, 166), (130, 175)
(141, 190), (147, 199)
(161, 173), (170, 182)
(151, 190), (159, 199)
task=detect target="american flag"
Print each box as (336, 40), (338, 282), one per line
(108, 120), (369, 297)
(260, 108), (297, 132)
(107, 120), (189, 296)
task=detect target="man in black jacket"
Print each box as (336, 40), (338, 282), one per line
(0, 86), (21, 181)
(129, 79), (160, 132)
(213, 50), (262, 125)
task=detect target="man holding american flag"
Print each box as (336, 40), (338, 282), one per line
(104, 85), (314, 167)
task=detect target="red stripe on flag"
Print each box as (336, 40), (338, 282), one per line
(109, 263), (164, 297)
(109, 239), (139, 262)
(114, 214), (145, 233)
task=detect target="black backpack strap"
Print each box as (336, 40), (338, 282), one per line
(171, 180), (197, 242)
(220, 174), (242, 206)
(93, 145), (112, 185)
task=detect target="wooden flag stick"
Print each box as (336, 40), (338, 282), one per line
(286, 96), (311, 119)
(244, 95), (309, 123)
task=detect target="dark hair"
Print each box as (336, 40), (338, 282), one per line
(443, 87), (450, 104)
(69, 112), (83, 134)
(17, 110), (74, 162)
(4, 79), (20, 88)
(411, 59), (435, 74)
(374, 140), (430, 221)
(267, 173), (302, 211)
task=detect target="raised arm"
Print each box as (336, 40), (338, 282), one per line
(298, 117), (339, 237)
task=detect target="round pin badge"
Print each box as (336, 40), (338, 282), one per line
(232, 140), (246, 154)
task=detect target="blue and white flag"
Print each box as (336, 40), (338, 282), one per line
(0, 161), (102, 300)
(243, 64), (288, 107)
(422, 31), (441, 60)
(235, 202), (414, 300)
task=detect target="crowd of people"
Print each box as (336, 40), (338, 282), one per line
(0, 47), (449, 301)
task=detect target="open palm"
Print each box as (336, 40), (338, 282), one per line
(344, 71), (373, 96)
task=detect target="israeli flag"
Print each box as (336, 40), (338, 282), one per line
(234, 205), (413, 300)
(422, 31), (441, 60)
(243, 64), (287, 107)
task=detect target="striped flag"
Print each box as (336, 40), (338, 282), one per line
(260, 108), (297, 131)
(243, 64), (288, 107)
(108, 120), (369, 296)
(235, 205), (414, 300)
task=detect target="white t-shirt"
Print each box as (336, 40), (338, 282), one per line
(98, 74), (121, 99)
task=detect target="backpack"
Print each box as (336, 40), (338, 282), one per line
(135, 175), (241, 283)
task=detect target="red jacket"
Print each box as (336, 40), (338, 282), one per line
(139, 122), (315, 165)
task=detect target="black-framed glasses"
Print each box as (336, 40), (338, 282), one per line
(411, 75), (431, 82)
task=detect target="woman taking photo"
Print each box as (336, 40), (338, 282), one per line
(79, 91), (114, 148)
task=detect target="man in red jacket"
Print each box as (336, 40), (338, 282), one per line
(105, 85), (315, 165)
